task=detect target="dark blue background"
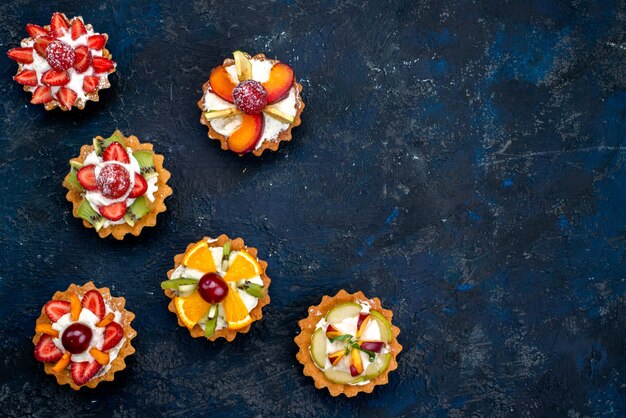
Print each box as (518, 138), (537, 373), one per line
(1, 0), (625, 416)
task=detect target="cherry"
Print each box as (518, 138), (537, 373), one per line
(46, 40), (75, 71)
(62, 323), (92, 354)
(197, 273), (229, 304)
(97, 164), (131, 199)
(232, 80), (268, 114)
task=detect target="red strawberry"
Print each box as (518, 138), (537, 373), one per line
(71, 360), (102, 386)
(99, 202), (127, 221)
(102, 322), (124, 351)
(33, 36), (54, 57)
(103, 142), (130, 163)
(87, 34), (107, 50)
(70, 18), (87, 40)
(43, 300), (71, 322)
(34, 334), (63, 363)
(31, 86), (53, 104)
(83, 76), (100, 93)
(7, 47), (34, 64)
(50, 12), (69, 37)
(92, 56), (115, 73)
(73, 46), (92, 73)
(57, 87), (78, 110)
(82, 290), (105, 319)
(128, 173), (148, 198)
(76, 165), (98, 190)
(26, 23), (50, 39)
(41, 70), (70, 86)
(13, 69), (38, 86)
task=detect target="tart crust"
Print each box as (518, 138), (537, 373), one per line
(164, 234), (271, 342)
(32, 281), (136, 390)
(198, 53), (305, 156)
(294, 290), (402, 397)
(63, 130), (173, 240)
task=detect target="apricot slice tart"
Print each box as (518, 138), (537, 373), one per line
(295, 290), (402, 397)
(199, 51), (304, 156)
(162, 234), (271, 342)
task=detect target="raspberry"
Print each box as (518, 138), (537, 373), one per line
(46, 40), (76, 71)
(232, 80), (268, 114)
(97, 164), (131, 199)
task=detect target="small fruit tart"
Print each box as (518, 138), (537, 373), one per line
(162, 235), (271, 341)
(295, 290), (402, 397)
(7, 12), (116, 111)
(63, 130), (173, 240)
(33, 282), (136, 390)
(198, 51), (304, 156)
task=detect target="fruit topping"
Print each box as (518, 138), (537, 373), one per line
(209, 65), (236, 102)
(76, 165), (98, 190)
(82, 290), (105, 320)
(35, 323), (59, 338)
(310, 328), (327, 368)
(362, 353), (391, 380)
(325, 302), (361, 324)
(356, 313), (370, 339)
(124, 196), (151, 226)
(233, 80), (268, 114)
(41, 69), (70, 86)
(161, 278), (199, 290)
(44, 300), (71, 322)
(198, 272), (229, 304)
(237, 281), (264, 298)
(102, 322), (124, 351)
(26, 24), (50, 39)
(73, 46), (92, 73)
(83, 76), (99, 93)
(233, 50), (252, 81)
(323, 369), (359, 385)
(204, 108), (242, 120)
(62, 323), (93, 354)
(94, 132), (126, 156)
(223, 250), (262, 282)
(99, 201), (128, 222)
(92, 56), (115, 73)
(132, 151), (157, 178)
(221, 287), (252, 330)
(325, 324), (342, 340)
(369, 311), (393, 343)
(102, 141), (130, 164)
(359, 341), (385, 353)
(96, 312), (115, 327)
(263, 106), (295, 124)
(328, 350), (346, 366)
(77, 199), (105, 231)
(89, 347), (110, 366)
(57, 87), (78, 110)
(70, 18), (87, 40)
(34, 334), (64, 363)
(227, 113), (264, 154)
(174, 291), (212, 330)
(45, 40), (75, 71)
(87, 34), (107, 50)
(182, 240), (217, 273)
(97, 165), (131, 199)
(128, 173), (148, 198)
(33, 36), (54, 57)
(50, 12), (69, 37)
(31, 86), (53, 104)
(7, 47), (34, 64)
(350, 347), (364, 376)
(262, 63), (294, 103)
(14, 69), (38, 86)
(52, 352), (71, 372)
(70, 293), (81, 321)
(205, 304), (219, 338)
(71, 360), (102, 386)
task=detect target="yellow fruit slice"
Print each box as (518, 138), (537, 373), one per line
(223, 251), (261, 282)
(221, 286), (252, 330)
(174, 291), (212, 329)
(182, 240), (217, 273)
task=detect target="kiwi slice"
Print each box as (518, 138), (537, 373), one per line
(205, 305), (218, 338)
(132, 150), (157, 179)
(160, 278), (198, 290)
(237, 281), (264, 298)
(65, 160), (84, 190)
(94, 131), (126, 156)
(77, 199), (105, 231)
(123, 196), (151, 226)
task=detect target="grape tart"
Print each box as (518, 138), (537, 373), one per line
(199, 51), (304, 156)
(162, 235), (271, 342)
(63, 130), (172, 240)
(7, 12), (116, 111)
(33, 282), (136, 390)
(295, 290), (402, 397)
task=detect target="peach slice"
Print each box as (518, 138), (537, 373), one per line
(262, 63), (294, 103)
(209, 65), (236, 102)
(325, 324), (342, 340)
(35, 323), (59, 338)
(70, 293), (81, 321)
(96, 312), (115, 327)
(52, 352), (71, 373)
(356, 314), (370, 339)
(350, 347), (364, 376)
(328, 349), (346, 366)
(228, 113), (264, 154)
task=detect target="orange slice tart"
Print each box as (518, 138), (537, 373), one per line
(162, 234), (271, 341)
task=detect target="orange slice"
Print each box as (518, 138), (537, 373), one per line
(174, 291), (212, 329)
(182, 240), (217, 273)
(223, 251), (261, 282)
(221, 286), (252, 330)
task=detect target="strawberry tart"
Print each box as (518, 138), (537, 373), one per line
(63, 130), (173, 240)
(7, 12), (116, 110)
(198, 51), (304, 156)
(33, 282), (136, 390)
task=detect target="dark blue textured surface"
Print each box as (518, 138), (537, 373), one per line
(1, 0), (625, 416)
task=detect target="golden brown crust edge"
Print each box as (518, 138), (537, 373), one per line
(294, 290), (402, 397)
(32, 281), (137, 390)
(197, 53), (305, 157)
(63, 130), (173, 240)
(164, 234), (271, 342)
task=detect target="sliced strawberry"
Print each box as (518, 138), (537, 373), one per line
(50, 12), (69, 37)
(103, 142), (130, 163)
(57, 87), (78, 110)
(26, 23), (50, 39)
(70, 18), (87, 40)
(13, 69), (38, 86)
(102, 322), (124, 351)
(128, 173), (148, 198)
(7, 47), (34, 64)
(44, 300), (71, 322)
(76, 165), (98, 190)
(87, 34), (107, 50)
(41, 70), (70, 86)
(34, 334), (63, 363)
(31, 86), (53, 104)
(82, 290), (105, 319)
(73, 46), (92, 73)
(92, 56), (115, 73)
(99, 202), (127, 221)
(71, 360), (102, 386)
(83, 76), (100, 93)
(33, 36), (54, 57)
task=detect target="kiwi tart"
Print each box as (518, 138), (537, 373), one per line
(295, 290), (402, 397)
(63, 130), (172, 240)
